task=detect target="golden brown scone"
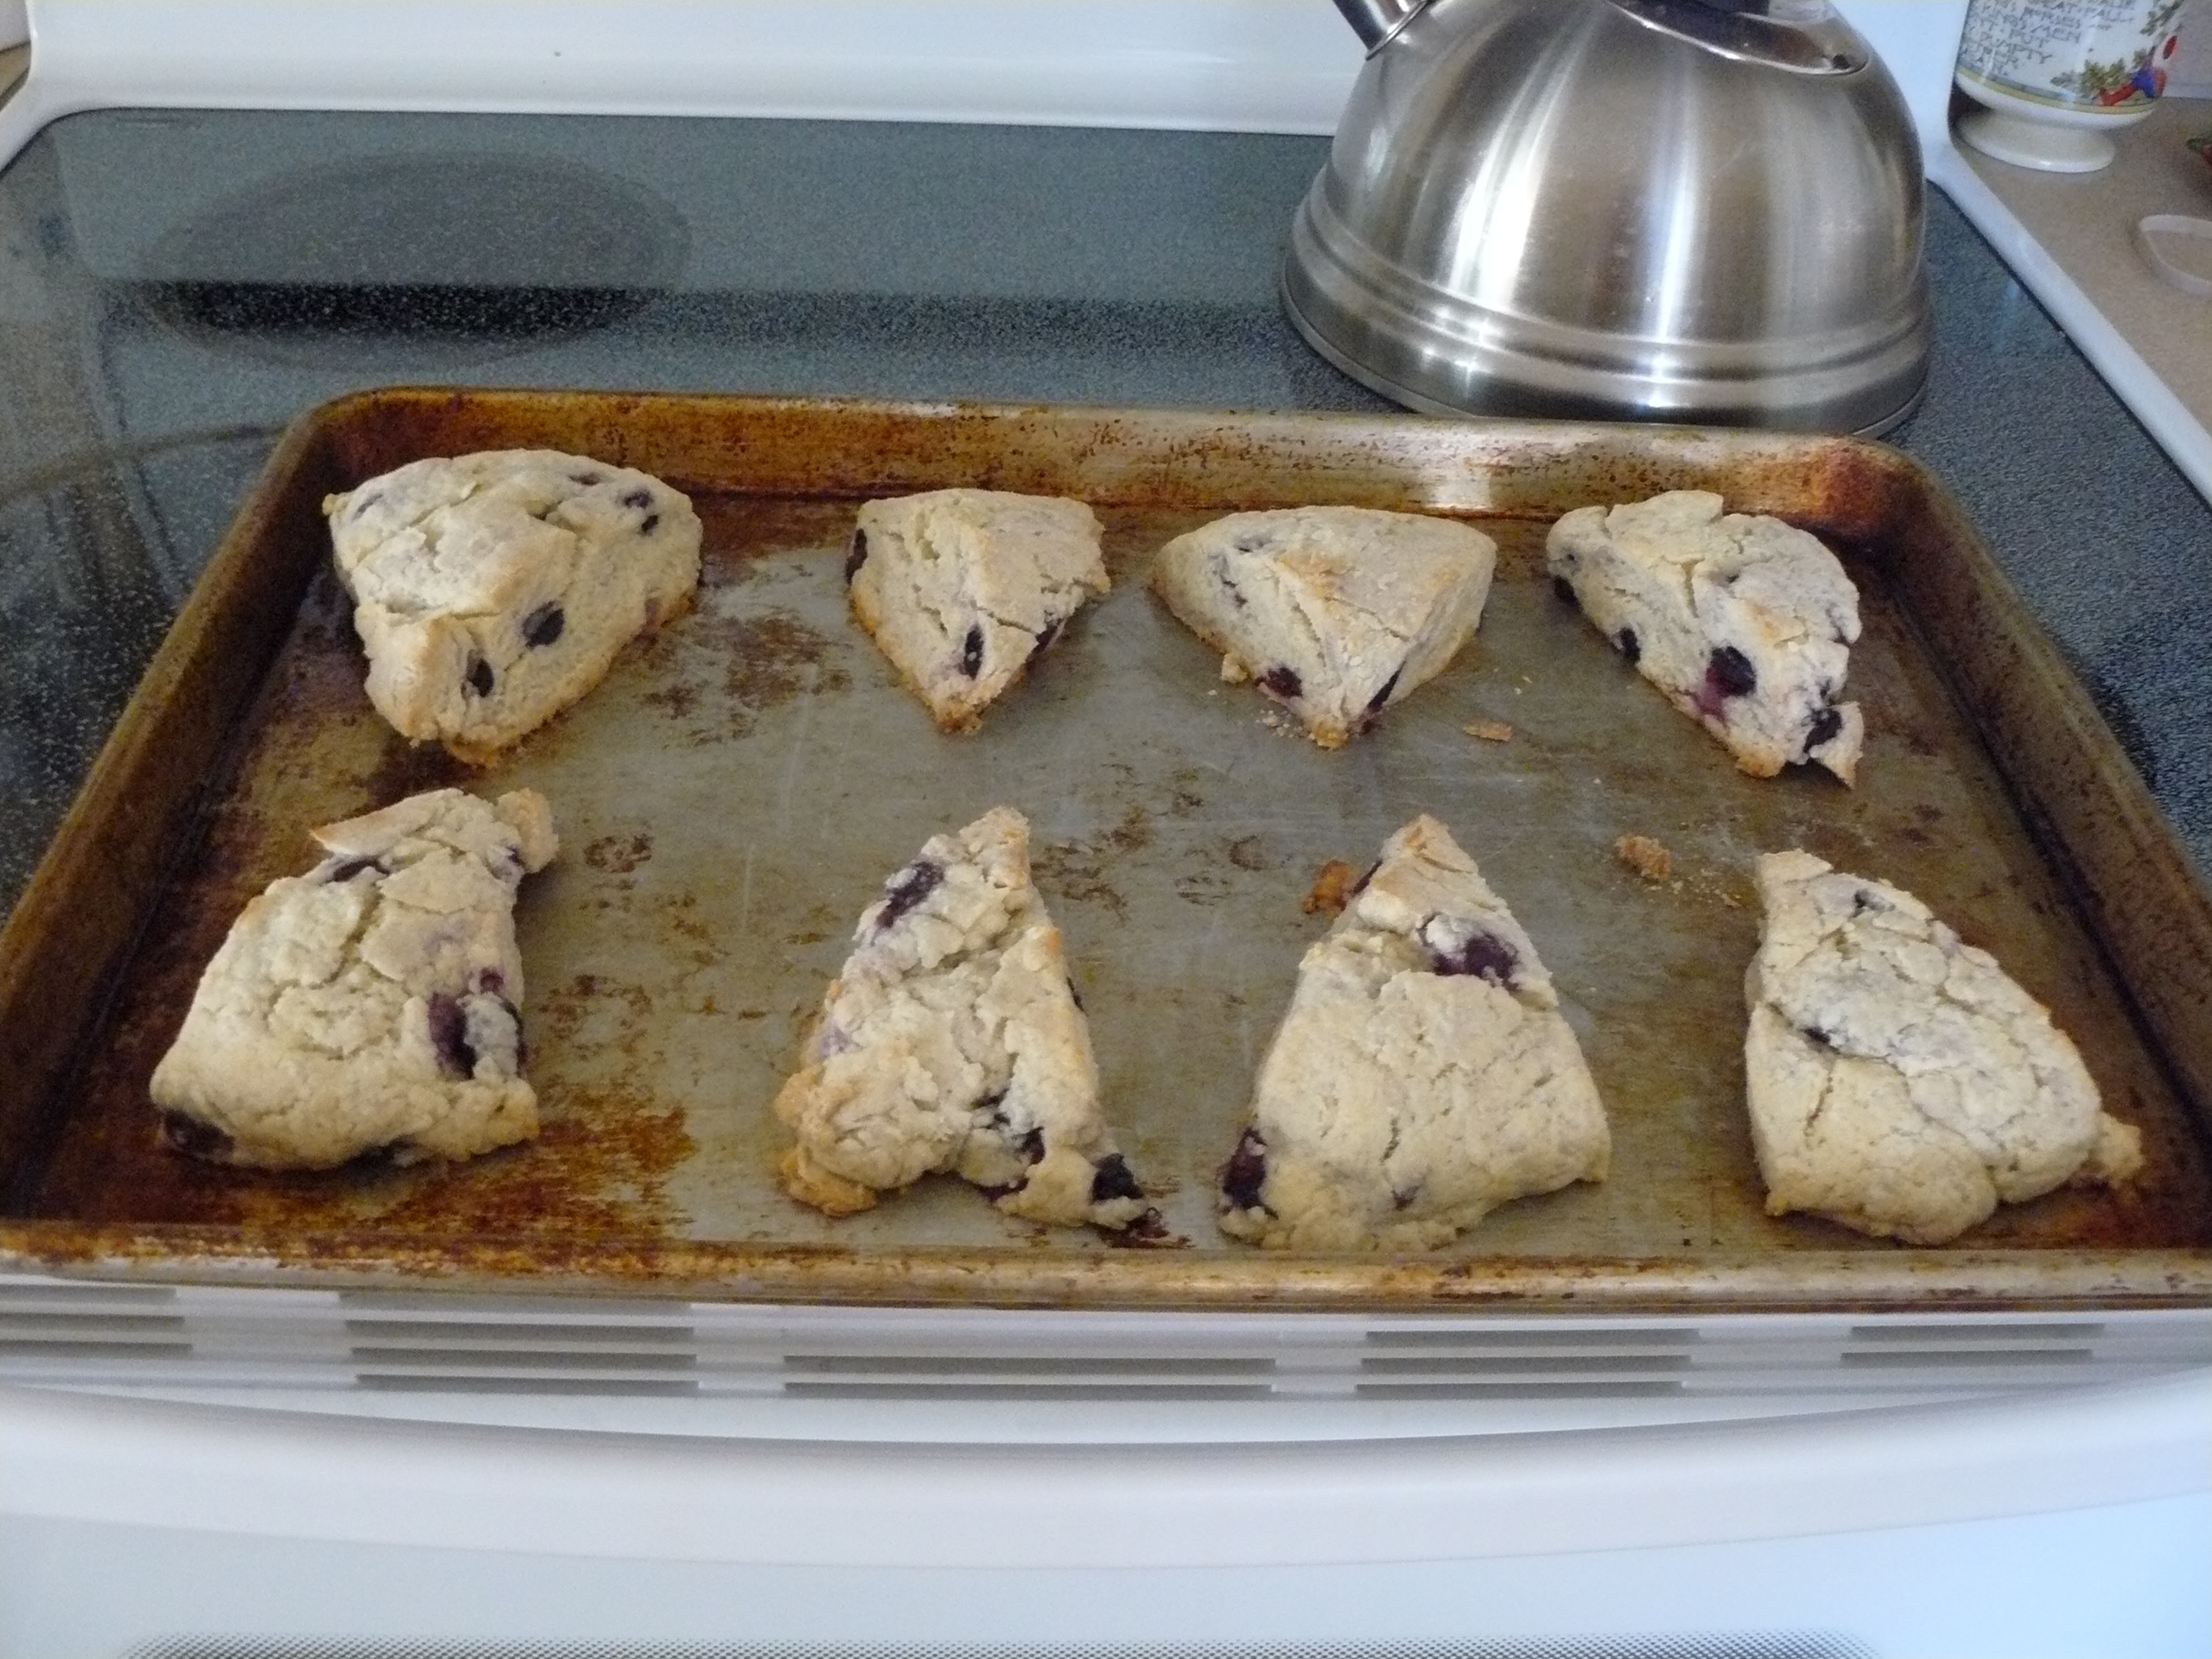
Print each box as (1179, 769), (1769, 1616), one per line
(773, 806), (1148, 1228)
(324, 451), (700, 762)
(845, 490), (1107, 731)
(1217, 815), (1609, 1250)
(1745, 850), (2141, 1244)
(1151, 507), (1496, 747)
(1547, 491), (1862, 783)
(149, 788), (557, 1169)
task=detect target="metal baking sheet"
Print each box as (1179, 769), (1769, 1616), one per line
(2, 390), (2208, 1308)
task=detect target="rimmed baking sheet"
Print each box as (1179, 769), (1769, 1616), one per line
(1, 390), (2206, 1308)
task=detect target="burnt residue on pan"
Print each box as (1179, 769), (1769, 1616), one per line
(30, 954), (696, 1240)
(584, 833), (654, 876)
(636, 593), (852, 747)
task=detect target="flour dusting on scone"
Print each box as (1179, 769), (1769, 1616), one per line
(1546, 490), (1863, 783)
(148, 788), (559, 1170)
(773, 806), (1147, 1228)
(324, 450), (701, 762)
(1745, 850), (2141, 1244)
(1216, 815), (1609, 1250)
(846, 490), (1109, 731)
(1151, 506), (1496, 747)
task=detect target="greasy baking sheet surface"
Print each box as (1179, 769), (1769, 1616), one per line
(4, 392), (2208, 1307)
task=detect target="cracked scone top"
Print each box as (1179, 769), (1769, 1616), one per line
(845, 489), (1110, 731)
(324, 449), (701, 762)
(1150, 506), (1496, 747)
(773, 806), (1148, 1228)
(148, 788), (559, 1170)
(1746, 850), (2142, 1245)
(1216, 815), (1609, 1251)
(1546, 490), (1863, 783)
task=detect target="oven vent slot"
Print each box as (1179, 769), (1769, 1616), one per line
(343, 1316), (703, 1393)
(357, 1375), (703, 1397)
(1355, 1356), (1692, 1400)
(120, 1635), (1883, 1658)
(1354, 1332), (1698, 1399)
(779, 1352), (1278, 1401)
(120, 1632), (1881, 1658)
(1832, 1320), (2106, 1384)
(0, 1282), (192, 1364)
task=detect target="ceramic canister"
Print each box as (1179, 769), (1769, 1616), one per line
(1956, 0), (2187, 170)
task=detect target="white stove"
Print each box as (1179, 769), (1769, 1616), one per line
(1, 4), (2208, 1655)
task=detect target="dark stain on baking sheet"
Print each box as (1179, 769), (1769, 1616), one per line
(1033, 837), (1129, 921)
(30, 951), (694, 1238)
(585, 833), (653, 874)
(9, 394), (2211, 1304)
(632, 552), (853, 747)
(1227, 835), (1272, 872)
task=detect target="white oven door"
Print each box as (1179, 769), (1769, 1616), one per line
(4, 1367), (2208, 1659)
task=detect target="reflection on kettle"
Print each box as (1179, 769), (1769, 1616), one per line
(1283, 0), (1932, 433)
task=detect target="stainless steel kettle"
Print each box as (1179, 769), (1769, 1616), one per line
(1283, 0), (1930, 433)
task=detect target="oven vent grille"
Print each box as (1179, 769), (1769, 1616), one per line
(3, 1272), (2206, 1413)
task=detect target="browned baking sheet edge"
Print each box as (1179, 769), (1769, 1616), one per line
(10, 1226), (2211, 1312)
(1879, 469), (2212, 1147)
(0, 410), (345, 1190)
(3, 387), (2208, 1311)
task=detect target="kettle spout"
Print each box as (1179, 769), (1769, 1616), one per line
(1330, 0), (1433, 54)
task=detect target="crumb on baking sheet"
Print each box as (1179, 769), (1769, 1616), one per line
(1304, 858), (1359, 915)
(1462, 719), (1513, 743)
(1614, 834), (1673, 883)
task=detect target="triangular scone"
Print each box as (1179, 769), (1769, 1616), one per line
(845, 490), (1109, 731)
(1151, 507), (1496, 747)
(773, 806), (1148, 1228)
(1215, 816), (1609, 1250)
(149, 788), (559, 1169)
(324, 450), (701, 763)
(1746, 850), (2142, 1244)
(1546, 490), (1863, 783)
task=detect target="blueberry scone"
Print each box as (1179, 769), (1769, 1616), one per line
(845, 489), (1109, 731)
(1745, 850), (2142, 1244)
(1152, 507), (1496, 747)
(324, 450), (701, 763)
(772, 806), (1148, 1228)
(149, 788), (559, 1170)
(1546, 490), (1863, 783)
(1216, 815), (1609, 1250)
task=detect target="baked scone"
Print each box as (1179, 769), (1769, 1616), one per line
(1151, 506), (1496, 747)
(324, 450), (701, 763)
(149, 788), (559, 1170)
(772, 806), (1148, 1228)
(845, 489), (1109, 731)
(1545, 490), (1863, 783)
(1745, 850), (2142, 1244)
(1216, 815), (1609, 1250)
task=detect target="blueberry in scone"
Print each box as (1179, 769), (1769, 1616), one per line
(1545, 490), (1864, 783)
(1151, 506), (1496, 748)
(1215, 815), (1610, 1250)
(323, 450), (701, 763)
(148, 788), (559, 1170)
(1745, 850), (2142, 1244)
(845, 489), (1110, 731)
(772, 806), (1148, 1228)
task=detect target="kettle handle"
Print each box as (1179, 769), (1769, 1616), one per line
(1331, 0), (1433, 54)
